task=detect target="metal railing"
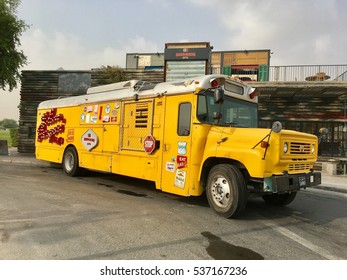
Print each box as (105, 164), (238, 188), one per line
(211, 64), (347, 82)
(269, 64), (347, 82)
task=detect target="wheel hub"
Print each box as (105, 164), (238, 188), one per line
(211, 177), (231, 207)
(65, 153), (74, 172)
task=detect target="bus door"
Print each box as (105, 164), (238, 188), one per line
(161, 95), (193, 196)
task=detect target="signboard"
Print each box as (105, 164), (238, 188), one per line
(144, 135), (156, 154)
(174, 170), (186, 189)
(82, 129), (98, 151)
(176, 155), (187, 169)
(164, 48), (211, 61)
(138, 55), (152, 67)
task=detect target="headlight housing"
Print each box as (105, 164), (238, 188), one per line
(311, 144), (315, 154)
(284, 142), (288, 153)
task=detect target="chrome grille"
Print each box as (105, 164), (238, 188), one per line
(288, 163), (311, 171)
(289, 142), (311, 155)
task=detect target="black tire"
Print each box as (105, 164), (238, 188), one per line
(62, 147), (81, 177)
(206, 164), (248, 218)
(262, 192), (297, 206)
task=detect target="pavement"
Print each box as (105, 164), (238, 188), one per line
(1, 147), (347, 194)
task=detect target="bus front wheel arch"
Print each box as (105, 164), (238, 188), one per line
(62, 146), (81, 177)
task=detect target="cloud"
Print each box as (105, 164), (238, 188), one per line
(16, 0), (347, 69)
(21, 28), (159, 70)
(123, 35), (159, 53)
(188, 0), (347, 65)
(22, 28), (88, 69)
(144, 0), (173, 8)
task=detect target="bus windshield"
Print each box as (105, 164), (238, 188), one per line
(197, 91), (258, 128)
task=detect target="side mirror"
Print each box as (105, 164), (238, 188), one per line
(319, 128), (329, 135)
(214, 88), (224, 104)
(272, 121), (283, 133)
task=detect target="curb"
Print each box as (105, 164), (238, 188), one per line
(309, 185), (347, 194)
(0, 156), (49, 166)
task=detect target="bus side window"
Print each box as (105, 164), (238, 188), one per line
(178, 103), (191, 136)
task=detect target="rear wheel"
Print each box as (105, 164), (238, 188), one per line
(62, 147), (81, 176)
(206, 164), (248, 218)
(262, 192), (297, 205)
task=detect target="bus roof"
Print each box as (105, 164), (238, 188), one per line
(38, 74), (257, 109)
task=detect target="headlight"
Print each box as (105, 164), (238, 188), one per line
(284, 142), (288, 153)
(311, 144), (315, 154)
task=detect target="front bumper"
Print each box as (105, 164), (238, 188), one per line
(264, 171), (321, 194)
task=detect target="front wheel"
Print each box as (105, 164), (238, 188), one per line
(261, 192), (297, 205)
(206, 164), (248, 218)
(62, 147), (81, 176)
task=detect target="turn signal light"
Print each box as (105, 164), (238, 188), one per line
(261, 141), (269, 148)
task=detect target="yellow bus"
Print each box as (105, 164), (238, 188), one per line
(35, 74), (321, 218)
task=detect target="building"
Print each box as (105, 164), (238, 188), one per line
(126, 44), (271, 82)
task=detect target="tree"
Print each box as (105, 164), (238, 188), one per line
(0, 118), (18, 128)
(0, 0), (28, 91)
(95, 66), (127, 86)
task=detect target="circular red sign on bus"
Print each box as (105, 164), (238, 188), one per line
(144, 135), (156, 154)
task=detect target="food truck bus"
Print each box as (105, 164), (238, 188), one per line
(35, 74), (321, 218)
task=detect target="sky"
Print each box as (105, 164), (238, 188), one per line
(1, 0), (347, 121)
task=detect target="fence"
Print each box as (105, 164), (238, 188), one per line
(212, 64), (347, 82)
(269, 64), (347, 82)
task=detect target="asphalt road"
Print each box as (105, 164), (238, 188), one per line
(0, 161), (346, 260)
